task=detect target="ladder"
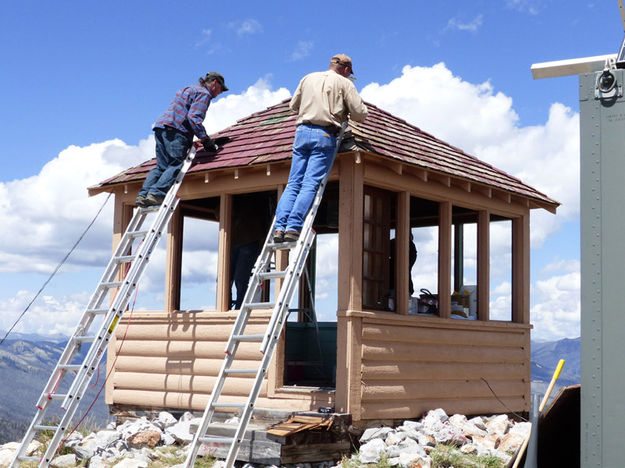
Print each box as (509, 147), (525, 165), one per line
(10, 147), (198, 468)
(184, 122), (347, 468)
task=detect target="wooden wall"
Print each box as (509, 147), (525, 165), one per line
(339, 310), (531, 421)
(107, 310), (332, 412)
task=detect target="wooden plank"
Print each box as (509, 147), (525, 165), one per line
(438, 201), (452, 318)
(361, 380), (526, 401)
(217, 193), (232, 311)
(114, 355), (259, 374)
(477, 210), (490, 321)
(113, 371), (267, 396)
(280, 441), (352, 464)
(361, 341), (526, 363)
(396, 191), (410, 315)
(361, 323), (527, 347)
(113, 321), (268, 340)
(114, 340), (267, 359)
(360, 396), (528, 420)
(165, 208), (183, 313)
(512, 214), (530, 324)
(111, 389), (313, 412)
(361, 361), (527, 381)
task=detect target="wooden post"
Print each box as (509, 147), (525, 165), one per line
(512, 214), (530, 323)
(396, 191), (410, 314)
(216, 194), (232, 312)
(337, 154), (363, 312)
(164, 208), (183, 313)
(477, 210), (490, 321)
(438, 201), (452, 318)
(106, 195), (133, 404)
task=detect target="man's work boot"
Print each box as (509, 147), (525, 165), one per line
(135, 195), (148, 207)
(284, 230), (300, 242)
(273, 230), (285, 243)
(145, 193), (165, 207)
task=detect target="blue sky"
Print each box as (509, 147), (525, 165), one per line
(1, 0), (620, 342)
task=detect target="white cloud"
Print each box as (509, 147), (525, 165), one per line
(203, 78), (291, 134)
(506, 0), (541, 15)
(230, 19), (262, 36)
(289, 40), (314, 62)
(360, 63), (579, 247)
(446, 14), (484, 33)
(530, 271), (580, 341)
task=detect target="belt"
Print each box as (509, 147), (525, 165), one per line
(301, 122), (340, 136)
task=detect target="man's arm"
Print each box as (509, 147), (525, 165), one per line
(187, 91), (211, 139)
(344, 83), (368, 123)
(289, 78), (305, 113)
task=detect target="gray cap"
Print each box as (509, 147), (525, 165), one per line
(205, 72), (228, 92)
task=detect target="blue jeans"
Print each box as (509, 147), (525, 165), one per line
(138, 127), (191, 198)
(274, 124), (336, 232)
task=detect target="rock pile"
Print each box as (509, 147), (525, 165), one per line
(0, 408), (529, 468)
(353, 408), (530, 468)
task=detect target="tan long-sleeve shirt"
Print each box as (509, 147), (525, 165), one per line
(290, 69), (368, 128)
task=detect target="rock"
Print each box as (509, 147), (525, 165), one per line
(509, 421), (531, 436)
(359, 426), (393, 443)
(74, 433), (99, 460)
(498, 432), (526, 453)
(468, 416), (488, 431)
(166, 419), (195, 443)
(448, 414), (488, 438)
(50, 453), (77, 467)
(112, 458), (148, 468)
(472, 433), (500, 450)
(127, 430), (161, 448)
(400, 453), (432, 468)
(460, 444), (477, 454)
(486, 414), (510, 437)
(88, 455), (110, 468)
(0, 447), (16, 467)
(421, 408), (448, 434)
(433, 422), (468, 446)
(358, 438), (386, 464)
(96, 429), (121, 448)
(155, 411), (177, 429)
(385, 430), (407, 445)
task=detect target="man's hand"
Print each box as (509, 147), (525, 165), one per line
(201, 137), (218, 153)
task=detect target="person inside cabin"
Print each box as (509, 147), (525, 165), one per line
(272, 54), (368, 243)
(135, 72), (228, 207)
(230, 193), (272, 309)
(389, 233), (418, 309)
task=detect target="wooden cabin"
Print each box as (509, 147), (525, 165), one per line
(89, 99), (558, 422)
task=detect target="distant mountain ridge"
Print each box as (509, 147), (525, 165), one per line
(531, 336), (580, 387)
(0, 336), (110, 444)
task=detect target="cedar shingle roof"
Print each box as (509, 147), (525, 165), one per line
(90, 99), (558, 209)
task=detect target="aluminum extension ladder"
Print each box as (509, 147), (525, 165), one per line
(10, 147), (198, 468)
(184, 122), (347, 468)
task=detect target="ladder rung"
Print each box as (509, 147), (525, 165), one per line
(34, 424), (59, 431)
(73, 335), (96, 342)
(198, 436), (234, 444)
(244, 302), (275, 310)
(113, 255), (135, 263)
(139, 205), (160, 212)
(87, 308), (109, 315)
(258, 271), (286, 280)
(58, 364), (82, 371)
(101, 281), (123, 289)
(46, 393), (67, 400)
(224, 368), (258, 375)
(17, 456), (40, 462)
(232, 334), (264, 342)
(270, 242), (296, 250)
(126, 230), (148, 238)
(211, 402), (246, 408)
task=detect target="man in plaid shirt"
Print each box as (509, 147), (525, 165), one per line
(136, 72), (228, 207)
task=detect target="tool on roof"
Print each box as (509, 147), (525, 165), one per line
(9, 147), (199, 468)
(183, 122), (348, 468)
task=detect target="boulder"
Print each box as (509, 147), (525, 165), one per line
(50, 453), (77, 468)
(127, 430), (161, 448)
(358, 438), (386, 464)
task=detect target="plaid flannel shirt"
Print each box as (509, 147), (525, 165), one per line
(153, 84), (213, 139)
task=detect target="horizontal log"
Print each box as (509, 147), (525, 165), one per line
(115, 321), (270, 341)
(361, 324), (526, 348)
(361, 341), (525, 364)
(113, 371), (267, 397)
(111, 389), (314, 413)
(360, 396), (529, 420)
(114, 340), (269, 360)
(361, 361), (527, 381)
(115, 355), (260, 375)
(361, 379), (526, 401)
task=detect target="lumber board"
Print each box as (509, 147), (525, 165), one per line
(361, 361), (527, 381)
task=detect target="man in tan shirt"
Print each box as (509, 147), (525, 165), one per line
(274, 54), (368, 242)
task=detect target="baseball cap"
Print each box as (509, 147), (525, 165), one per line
(331, 54), (354, 75)
(205, 72), (228, 92)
